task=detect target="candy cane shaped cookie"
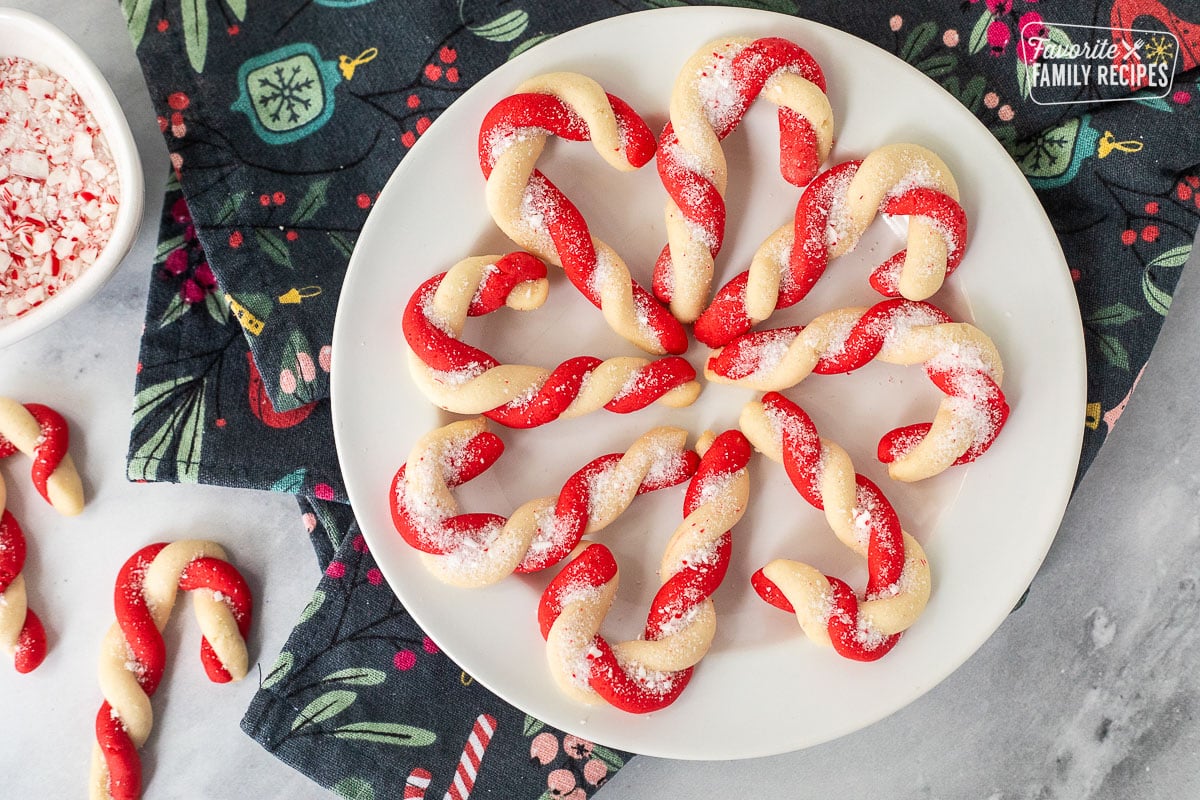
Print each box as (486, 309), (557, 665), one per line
(479, 72), (687, 356)
(539, 430), (750, 712)
(89, 541), (252, 800)
(390, 419), (699, 585)
(831, 144), (965, 301)
(0, 478), (47, 673)
(740, 393), (930, 661)
(0, 397), (84, 515)
(404, 252), (700, 428)
(706, 298), (1009, 481)
(653, 36), (834, 323)
(694, 148), (967, 347)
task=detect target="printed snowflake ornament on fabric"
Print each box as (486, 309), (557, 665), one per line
(232, 43), (345, 145)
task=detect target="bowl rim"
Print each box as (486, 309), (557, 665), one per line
(0, 6), (145, 348)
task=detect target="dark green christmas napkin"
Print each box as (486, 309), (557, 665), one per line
(123, 1), (1200, 796)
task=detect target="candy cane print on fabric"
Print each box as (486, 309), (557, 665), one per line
(443, 713), (497, 800)
(403, 252), (701, 428)
(0, 397), (84, 515)
(89, 541), (253, 800)
(706, 298), (1009, 481)
(389, 418), (699, 586)
(479, 72), (687, 356)
(653, 36), (834, 323)
(693, 146), (967, 348)
(0, 476), (46, 673)
(538, 430), (750, 713)
(404, 768), (431, 800)
(739, 393), (931, 661)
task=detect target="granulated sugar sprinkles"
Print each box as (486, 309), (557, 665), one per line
(0, 55), (120, 321)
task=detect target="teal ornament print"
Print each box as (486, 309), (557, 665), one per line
(1014, 114), (1102, 189)
(232, 43), (342, 145)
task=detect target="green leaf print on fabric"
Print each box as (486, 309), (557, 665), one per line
(291, 689), (358, 731)
(271, 468), (308, 494)
(1144, 244), (1192, 314)
(122, 0), (154, 51)
(129, 376), (207, 482)
(968, 9), (996, 55)
(896, 19), (958, 80)
(467, 9), (530, 42)
(293, 178), (332, 225)
(941, 74), (987, 114)
(321, 667), (388, 686)
(332, 776), (375, 800)
(263, 651), (295, 690)
(299, 589), (327, 623)
(523, 715), (545, 737)
(1149, 244), (1193, 268)
(255, 228), (294, 269)
(330, 722), (438, 746)
(1087, 302), (1142, 327)
(182, 0), (209, 72)
(899, 20), (937, 64)
(1092, 332), (1131, 371)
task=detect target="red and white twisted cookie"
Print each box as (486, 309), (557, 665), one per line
(740, 393), (930, 661)
(403, 252), (701, 428)
(706, 298), (1009, 481)
(90, 541), (252, 800)
(0, 396), (84, 515)
(479, 72), (688, 356)
(694, 145), (967, 347)
(390, 418), (699, 585)
(0, 476), (46, 673)
(539, 430), (751, 713)
(653, 36), (834, 323)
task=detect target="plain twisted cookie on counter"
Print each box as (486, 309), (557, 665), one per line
(0, 396), (84, 515)
(0, 397), (86, 673)
(90, 540), (252, 800)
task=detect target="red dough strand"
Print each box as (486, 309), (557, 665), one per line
(654, 37), (832, 322)
(708, 298), (1009, 478)
(694, 150), (968, 348)
(0, 508), (47, 673)
(390, 421), (699, 578)
(538, 430), (750, 712)
(403, 252), (699, 428)
(479, 86), (687, 355)
(0, 400), (81, 511)
(91, 542), (253, 800)
(745, 394), (913, 661)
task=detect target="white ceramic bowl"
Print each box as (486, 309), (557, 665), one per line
(0, 7), (144, 348)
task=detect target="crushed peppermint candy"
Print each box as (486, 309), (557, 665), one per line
(0, 56), (120, 321)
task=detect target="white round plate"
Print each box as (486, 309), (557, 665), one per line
(332, 7), (1085, 760)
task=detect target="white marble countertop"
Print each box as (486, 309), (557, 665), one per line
(3, 3), (1199, 798)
